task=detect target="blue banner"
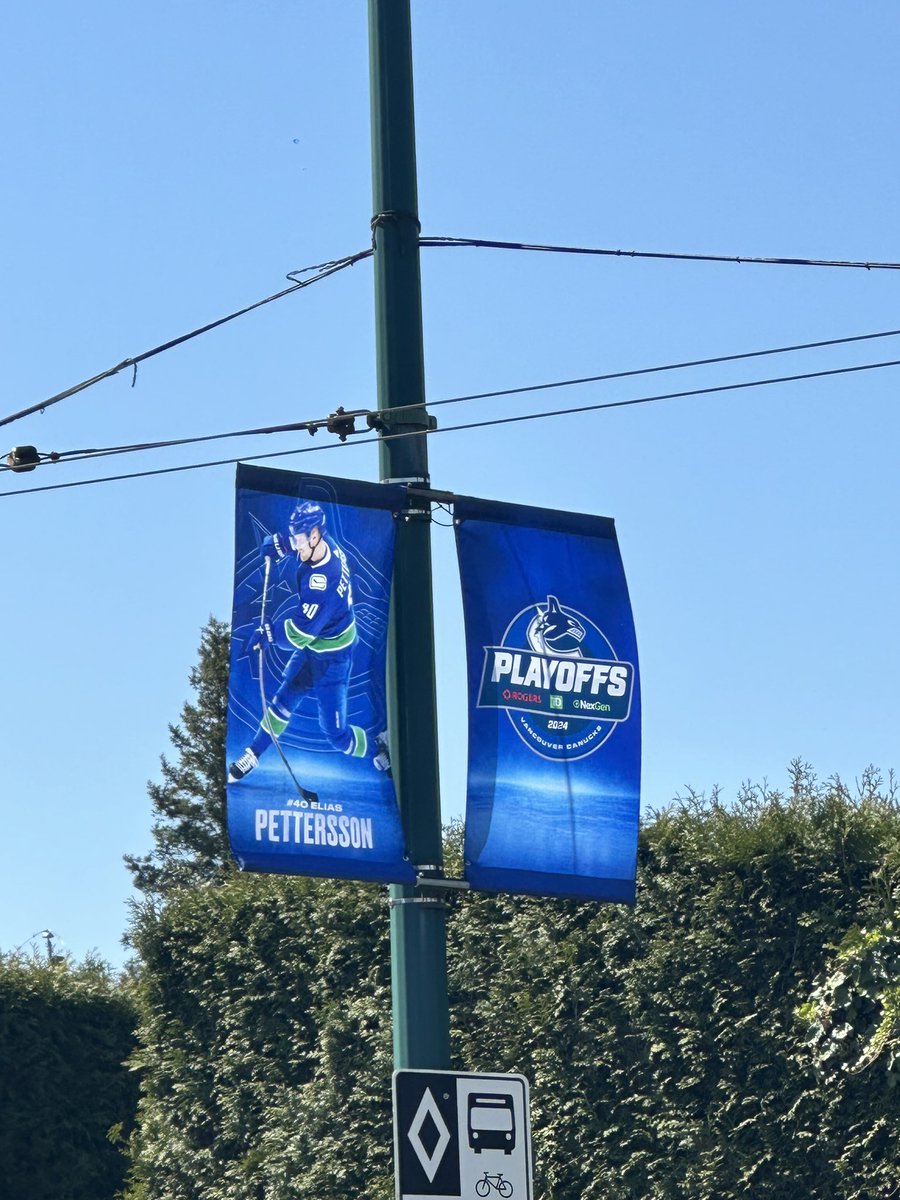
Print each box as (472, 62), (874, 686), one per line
(455, 496), (640, 902)
(227, 465), (414, 884)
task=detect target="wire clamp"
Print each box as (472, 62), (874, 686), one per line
(6, 446), (40, 472)
(371, 210), (422, 241)
(366, 409), (438, 437)
(325, 407), (368, 442)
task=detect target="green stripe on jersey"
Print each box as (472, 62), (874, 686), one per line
(285, 618), (356, 653)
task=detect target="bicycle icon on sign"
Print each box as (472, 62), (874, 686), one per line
(475, 1170), (513, 1197)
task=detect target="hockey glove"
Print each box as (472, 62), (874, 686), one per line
(249, 623), (275, 654)
(261, 532), (289, 562)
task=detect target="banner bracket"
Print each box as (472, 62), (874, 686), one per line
(406, 485), (457, 505)
(415, 875), (471, 892)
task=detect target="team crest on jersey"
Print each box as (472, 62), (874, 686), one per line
(478, 595), (635, 761)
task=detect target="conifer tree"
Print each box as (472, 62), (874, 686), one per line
(125, 617), (233, 899)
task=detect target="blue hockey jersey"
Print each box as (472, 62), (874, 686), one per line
(279, 538), (356, 653)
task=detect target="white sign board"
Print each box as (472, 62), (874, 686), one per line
(393, 1070), (532, 1200)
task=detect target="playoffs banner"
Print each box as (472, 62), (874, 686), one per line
(455, 496), (640, 902)
(227, 464), (414, 884)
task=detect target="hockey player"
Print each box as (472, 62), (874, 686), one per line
(228, 500), (389, 782)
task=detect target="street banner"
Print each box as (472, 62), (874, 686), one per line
(455, 495), (640, 902)
(227, 464), (414, 884)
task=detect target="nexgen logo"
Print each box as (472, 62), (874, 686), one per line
(488, 649), (631, 698)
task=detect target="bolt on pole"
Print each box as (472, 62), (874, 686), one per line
(368, 0), (451, 1070)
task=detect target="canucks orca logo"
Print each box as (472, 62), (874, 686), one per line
(528, 595), (586, 657)
(479, 596), (635, 762)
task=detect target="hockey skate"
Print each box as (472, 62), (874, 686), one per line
(228, 748), (259, 783)
(373, 731), (391, 775)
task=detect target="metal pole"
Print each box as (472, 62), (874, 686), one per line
(368, 0), (451, 1069)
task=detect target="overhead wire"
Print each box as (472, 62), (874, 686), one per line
(3, 353), (899, 500)
(6, 323), (900, 475)
(4, 234), (899, 435)
(421, 354), (900, 436)
(421, 236), (900, 272)
(424, 324), (900, 408)
(0, 249), (373, 433)
(2, 420), (323, 471)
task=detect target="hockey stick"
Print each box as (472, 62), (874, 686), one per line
(257, 553), (319, 803)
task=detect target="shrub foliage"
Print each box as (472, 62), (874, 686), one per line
(124, 761), (900, 1199)
(0, 953), (139, 1200)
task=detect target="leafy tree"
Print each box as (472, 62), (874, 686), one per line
(125, 617), (233, 900)
(0, 952), (139, 1200)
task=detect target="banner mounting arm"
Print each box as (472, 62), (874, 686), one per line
(415, 874), (472, 892)
(405, 485), (458, 505)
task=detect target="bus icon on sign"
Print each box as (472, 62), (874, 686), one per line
(467, 1093), (516, 1154)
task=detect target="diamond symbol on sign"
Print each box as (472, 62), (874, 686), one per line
(408, 1087), (451, 1183)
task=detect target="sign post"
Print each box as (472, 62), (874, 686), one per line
(394, 1070), (533, 1200)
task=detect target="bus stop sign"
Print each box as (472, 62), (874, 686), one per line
(393, 1070), (532, 1200)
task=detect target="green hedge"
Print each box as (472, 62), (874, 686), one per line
(0, 954), (139, 1200)
(126, 770), (900, 1199)
(126, 875), (395, 1199)
(450, 773), (900, 1198)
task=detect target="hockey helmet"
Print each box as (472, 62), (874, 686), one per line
(288, 501), (326, 538)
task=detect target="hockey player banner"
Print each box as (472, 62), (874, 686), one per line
(455, 495), (640, 902)
(227, 464), (414, 884)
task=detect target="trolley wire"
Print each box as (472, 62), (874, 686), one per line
(3, 420), (323, 471)
(423, 324), (900, 409)
(6, 324), (900, 474)
(3, 353), (899, 500)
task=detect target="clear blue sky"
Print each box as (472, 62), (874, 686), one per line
(2, 1), (898, 968)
